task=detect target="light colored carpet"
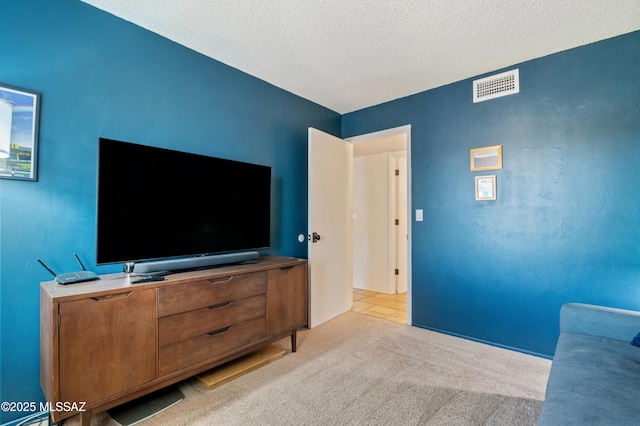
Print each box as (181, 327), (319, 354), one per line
(69, 311), (551, 425)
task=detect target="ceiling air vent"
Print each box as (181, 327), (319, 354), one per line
(473, 69), (519, 103)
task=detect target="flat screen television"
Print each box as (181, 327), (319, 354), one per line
(96, 138), (271, 270)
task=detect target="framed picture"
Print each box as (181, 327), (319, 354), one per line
(0, 83), (41, 181)
(475, 175), (496, 201)
(470, 144), (502, 172)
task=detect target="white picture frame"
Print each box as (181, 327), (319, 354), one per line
(475, 175), (496, 201)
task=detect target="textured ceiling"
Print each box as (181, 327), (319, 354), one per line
(81, 0), (640, 113)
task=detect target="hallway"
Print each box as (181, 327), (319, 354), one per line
(352, 289), (407, 324)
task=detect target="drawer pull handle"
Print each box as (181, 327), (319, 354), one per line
(207, 301), (231, 310)
(280, 266), (294, 270)
(208, 277), (233, 284)
(92, 292), (133, 301)
(207, 326), (231, 336)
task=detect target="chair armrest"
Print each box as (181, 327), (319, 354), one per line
(560, 303), (640, 341)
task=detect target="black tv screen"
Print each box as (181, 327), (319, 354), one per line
(96, 138), (271, 265)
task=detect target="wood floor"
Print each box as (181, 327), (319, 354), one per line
(352, 288), (407, 324)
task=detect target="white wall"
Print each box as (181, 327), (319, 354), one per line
(353, 153), (390, 292)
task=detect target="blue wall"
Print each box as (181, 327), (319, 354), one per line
(343, 30), (640, 358)
(0, 1), (339, 422)
(1, 1), (639, 423)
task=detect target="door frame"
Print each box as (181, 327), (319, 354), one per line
(346, 125), (412, 325)
(389, 152), (408, 295)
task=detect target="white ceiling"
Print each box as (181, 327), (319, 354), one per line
(81, 0), (640, 114)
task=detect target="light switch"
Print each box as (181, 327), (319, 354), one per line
(416, 209), (423, 222)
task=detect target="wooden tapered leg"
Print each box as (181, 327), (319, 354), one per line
(291, 329), (297, 352)
(80, 409), (92, 426)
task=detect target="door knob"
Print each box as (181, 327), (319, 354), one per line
(309, 232), (321, 243)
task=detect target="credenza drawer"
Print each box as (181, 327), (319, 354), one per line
(158, 295), (266, 346)
(158, 317), (266, 376)
(157, 271), (267, 317)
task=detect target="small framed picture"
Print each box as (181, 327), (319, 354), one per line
(470, 145), (502, 172)
(0, 83), (41, 181)
(475, 175), (496, 201)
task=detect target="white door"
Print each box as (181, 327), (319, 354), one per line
(308, 128), (353, 328)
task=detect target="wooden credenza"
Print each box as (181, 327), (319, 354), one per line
(40, 256), (307, 425)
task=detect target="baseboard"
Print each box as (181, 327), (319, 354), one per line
(412, 323), (553, 360)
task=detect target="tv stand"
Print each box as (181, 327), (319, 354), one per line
(131, 251), (260, 274)
(40, 256), (307, 426)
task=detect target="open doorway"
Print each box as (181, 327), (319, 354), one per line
(346, 125), (411, 324)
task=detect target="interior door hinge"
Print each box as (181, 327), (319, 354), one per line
(395, 169), (399, 176)
(395, 269), (399, 275)
(395, 219), (399, 225)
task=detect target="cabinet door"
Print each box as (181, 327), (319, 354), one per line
(266, 264), (308, 336)
(58, 289), (156, 403)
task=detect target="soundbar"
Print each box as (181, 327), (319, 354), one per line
(131, 251), (260, 274)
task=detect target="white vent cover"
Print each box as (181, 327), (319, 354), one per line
(473, 69), (519, 103)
